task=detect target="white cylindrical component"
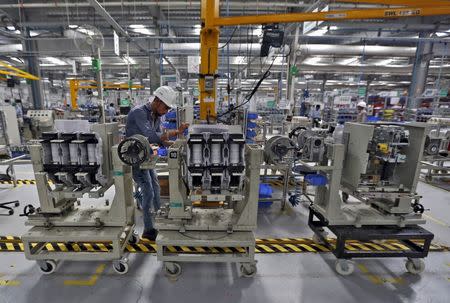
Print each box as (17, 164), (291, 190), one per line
(87, 143), (97, 164)
(230, 143), (240, 164)
(60, 143), (70, 165)
(51, 143), (60, 164)
(210, 144), (221, 165)
(79, 144), (88, 165)
(69, 143), (78, 164)
(191, 144), (202, 165)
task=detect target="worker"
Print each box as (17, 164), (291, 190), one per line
(125, 86), (189, 240)
(106, 103), (116, 122)
(357, 101), (367, 123)
(309, 104), (321, 128)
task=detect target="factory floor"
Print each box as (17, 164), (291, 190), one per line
(0, 165), (449, 303)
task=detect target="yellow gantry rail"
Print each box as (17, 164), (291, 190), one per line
(69, 79), (144, 109)
(0, 60), (40, 81)
(198, 0), (450, 119)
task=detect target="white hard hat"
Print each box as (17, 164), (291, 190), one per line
(154, 86), (177, 108)
(357, 101), (367, 108)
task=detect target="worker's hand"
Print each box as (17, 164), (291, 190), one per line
(178, 123), (189, 133)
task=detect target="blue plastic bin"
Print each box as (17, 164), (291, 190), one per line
(304, 174), (328, 186)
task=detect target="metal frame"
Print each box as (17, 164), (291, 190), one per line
(21, 124), (136, 273)
(308, 207), (434, 259)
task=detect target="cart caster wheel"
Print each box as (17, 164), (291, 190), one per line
(128, 231), (139, 244)
(425, 175), (432, 182)
(335, 260), (354, 276)
(38, 260), (57, 275)
(113, 259), (129, 275)
(240, 263), (257, 278)
(406, 258), (425, 274)
(14, 202), (19, 207)
(342, 192), (349, 203)
(8, 209), (13, 215)
(164, 262), (182, 279)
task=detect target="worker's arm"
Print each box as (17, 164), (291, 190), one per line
(160, 123), (190, 142)
(131, 108), (164, 145)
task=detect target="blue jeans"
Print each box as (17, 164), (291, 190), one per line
(132, 168), (161, 231)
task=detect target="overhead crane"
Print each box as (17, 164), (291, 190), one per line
(198, 0), (450, 120)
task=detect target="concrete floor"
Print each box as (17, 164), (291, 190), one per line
(0, 164), (449, 303)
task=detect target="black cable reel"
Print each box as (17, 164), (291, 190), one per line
(118, 135), (152, 166)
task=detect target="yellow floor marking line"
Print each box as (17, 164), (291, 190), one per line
(0, 280), (21, 286)
(357, 264), (383, 285)
(0, 273), (21, 286)
(423, 214), (448, 227)
(357, 264), (404, 285)
(64, 264), (106, 286)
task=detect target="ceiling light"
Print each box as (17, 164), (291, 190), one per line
(9, 56), (22, 63)
(132, 28), (154, 35)
(329, 26), (338, 30)
(253, 26), (263, 36)
(122, 56), (136, 65)
(375, 59), (393, 66)
(340, 57), (358, 65)
(307, 28), (327, 36)
(130, 24), (146, 29)
(68, 24), (78, 29)
(6, 25), (15, 31)
(44, 57), (67, 65)
(77, 28), (95, 36)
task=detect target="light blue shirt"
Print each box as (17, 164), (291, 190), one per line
(107, 106), (115, 117)
(15, 106), (23, 118)
(310, 109), (321, 119)
(125, 103), (163, 145)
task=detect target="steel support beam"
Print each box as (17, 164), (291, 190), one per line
(23, 28), (43, 109)
(408, 32), (434, 109)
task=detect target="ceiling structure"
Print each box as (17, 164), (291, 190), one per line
(0, 0), (449, 94)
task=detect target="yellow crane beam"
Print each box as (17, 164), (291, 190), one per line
(213, 6), (450, 27)
(69, 79), (143, 110)
(0, 60), (40, 81)
(338, 0), (450, 7)
(198, 0), (450, 120)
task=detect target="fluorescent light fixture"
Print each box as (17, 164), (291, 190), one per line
(132, 28), (154, 35)
(339, 57), (358, 65)
(130, 24), (146, 29)
(30, 30), (39, 37)
(374, 59), (393, 66)
(307, 28), (327, 36)
(44, 57), (67, 65)
(303, 56), (326, 65)
(122, 56), (136, 64)
(68, 24), (78, 29)
(6, 25), (15, 31)
(9, 56), (23, 63)
(253, 26), (263, 36)
(329, 26), (338, 30)
(77, 28), (95, 36)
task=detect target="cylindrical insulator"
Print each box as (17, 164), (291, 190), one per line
(79, 144), (88, 165)
(51, 143), (60, 164)
(191, 144), (202, 165)
(60, 143), (70, 165)
(210, 144), (221, 165)
(69, 143), (78, 164)
(230, 143), (240, 164)
(87, 143), (97, 164)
